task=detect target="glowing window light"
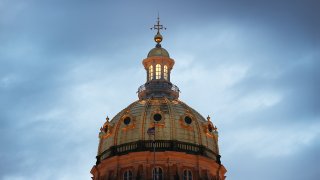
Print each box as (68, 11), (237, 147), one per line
(149, 65), (153, 81)
(156, 64), (161, 79)
(164, 65), (168, 80)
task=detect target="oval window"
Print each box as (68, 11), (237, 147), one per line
(184, 116), (192, 124)
(208, 124), (213, 132)
(153, 113), (162, 121)
(124, 117), (131, 125)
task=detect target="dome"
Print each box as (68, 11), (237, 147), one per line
(147, 47), (170, 57)
(98, 98), (219, 161)
(92, 17), (227, 180)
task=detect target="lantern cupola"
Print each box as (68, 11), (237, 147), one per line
(138, 17), (179, 100)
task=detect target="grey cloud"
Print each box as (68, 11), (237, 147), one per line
(1, 0), (319, 179)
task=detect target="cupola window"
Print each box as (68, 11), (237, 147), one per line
(149, 65), (153, 81)
(183, 169), (193, 180)
(152, 167), (163, 180)
(156, 64), (161, 79)
(123, 170), (133, 180)
(164, 65), (168, 80)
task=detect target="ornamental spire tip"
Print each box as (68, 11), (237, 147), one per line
(150, 14), (166, 45)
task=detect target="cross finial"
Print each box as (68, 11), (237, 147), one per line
(150, 14), (166, 45)
(150, 13), (166, 34)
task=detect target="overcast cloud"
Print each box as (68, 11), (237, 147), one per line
(0, 0), (319, 179)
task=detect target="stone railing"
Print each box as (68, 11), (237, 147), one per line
(97, 140), (219, 165)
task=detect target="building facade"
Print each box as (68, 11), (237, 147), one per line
(90, 18), (227, 180)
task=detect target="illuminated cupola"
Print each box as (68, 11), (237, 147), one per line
(138, 17), (179, 100)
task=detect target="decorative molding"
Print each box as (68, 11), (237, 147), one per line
(150, 110), (165, 127)
(121, 115), (136, 132)
(179, 114), (194, 131)
(202, 122), (218, 138)
(100, 117), (114, 139)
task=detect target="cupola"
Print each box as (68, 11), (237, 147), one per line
(138, 17), (179, 100)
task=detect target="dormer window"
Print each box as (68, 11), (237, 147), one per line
(149, 65), (153, 81)
(156, 64), (161, 79)
(164, 65), (168, 80)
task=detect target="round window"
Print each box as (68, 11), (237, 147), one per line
(184, 116), (192, 124)
(124, 117), (131, 125)
(153, 113), (162, 121)
(208, 124), (213, 132)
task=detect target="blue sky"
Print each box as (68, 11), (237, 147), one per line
(0, 0), (319, 179)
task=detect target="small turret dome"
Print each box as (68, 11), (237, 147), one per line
(148, 47), (170, 57)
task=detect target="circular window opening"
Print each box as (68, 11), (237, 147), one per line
(184, 116), (192, 124)
(124, 117), (131, 125)
(208, 124), (213, 132)
(153, 113), (162, 121)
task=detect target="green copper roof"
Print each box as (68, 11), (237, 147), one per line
(147, 47), (170, 57)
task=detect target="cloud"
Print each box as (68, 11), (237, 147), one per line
(0, 0), (319, 180)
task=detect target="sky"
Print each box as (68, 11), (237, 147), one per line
(0, 0), (319, 179)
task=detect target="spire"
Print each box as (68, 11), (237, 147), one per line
(150, 14), (166, 47)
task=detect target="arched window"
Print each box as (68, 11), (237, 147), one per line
(123, 170), (133, 180)
(183, 169), (192, 180)
(156, 64), (161, 79)
(164, 65), (168, 80)
(152, 167), (163, 180)
(149, 65), (153, 81)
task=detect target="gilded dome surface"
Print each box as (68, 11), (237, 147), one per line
(147, 47), (170, 57)
(99, 98), (219, 160)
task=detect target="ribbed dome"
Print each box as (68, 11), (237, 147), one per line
(98, 98), (219, 161)
(147, 47), (170, 57)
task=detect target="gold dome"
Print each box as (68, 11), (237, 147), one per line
(98, 98), (219, 162)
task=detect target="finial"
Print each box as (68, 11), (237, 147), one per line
(106, 116), (109, 122)
(207, 115), (211, 121)
(150, 14), (166, 45)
